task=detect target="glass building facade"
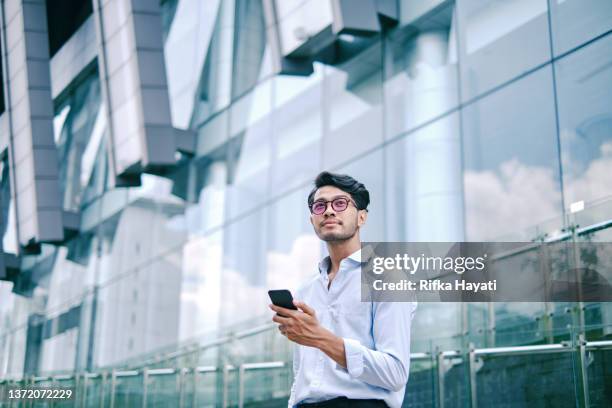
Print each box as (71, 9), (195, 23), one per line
(0, 0), (611, 406)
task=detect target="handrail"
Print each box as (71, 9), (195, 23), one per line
(241, 361), (285, 370)
(474, 343), (569, 356)
(196, 365), (217, 373)
(114, 370), (139, 377)
(147, 368), (176, 376)
(2, 338), (612, 384)
(585, 339), (612, 349)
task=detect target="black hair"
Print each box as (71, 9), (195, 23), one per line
(307, 171), (370, 211)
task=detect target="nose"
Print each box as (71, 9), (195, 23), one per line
(323, 203), (336, 216)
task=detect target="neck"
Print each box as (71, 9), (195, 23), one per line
(326, 233), (361, 274)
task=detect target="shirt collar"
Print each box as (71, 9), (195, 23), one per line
(317, 248), (366, 275)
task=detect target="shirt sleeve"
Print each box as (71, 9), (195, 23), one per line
(340, 301), (417, 392)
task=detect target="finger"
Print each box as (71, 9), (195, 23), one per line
(269, 304), (296, 317)
(272, 314), (290, 325)
(294, 300), (315, 316)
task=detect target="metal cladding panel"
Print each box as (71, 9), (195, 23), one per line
(331, 0), (380, 36)
(1, 0), (64, 247)
(93, 0), (176, 181)
(263, 0), (383, 75)
(375, 0), (399, 25)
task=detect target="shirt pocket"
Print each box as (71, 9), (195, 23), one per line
(331, 301), (371, 338)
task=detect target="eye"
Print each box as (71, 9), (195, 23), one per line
(312, 201), (326, 214)
(332, 198), (348, 211)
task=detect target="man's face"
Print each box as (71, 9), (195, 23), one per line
(309, 186), (367, 242)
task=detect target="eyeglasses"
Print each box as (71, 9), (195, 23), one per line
(309, 197), (358, 215)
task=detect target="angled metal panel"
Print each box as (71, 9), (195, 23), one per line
(173, 128), (196, 156)
(0, 0), (64, 248)
(92, 0), (176, 184)
(375, 0), (399, 26)
(264, 0), (382, 75)
(49, 15), (97, 100)
(331, 0), (380, 36)
(262, 0), (313, 76)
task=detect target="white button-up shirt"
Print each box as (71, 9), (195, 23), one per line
(288, 249), (417, 408)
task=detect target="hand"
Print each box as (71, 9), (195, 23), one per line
(269, 300), (326, 347)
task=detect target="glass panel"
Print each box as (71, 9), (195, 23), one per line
(587, 348), (612, 408)
(548, 0), (612, 56)
(194, 370), (218, 407)
(575, 225), (612, 333)
(242, 366), (291, 407)
(80, 130), (111, 208)
(475, 352), (578, 407)
(402, 358), (435, 408)
(179, 232), (223, 341)
(456, 0), (551, 101)
(54, 72), (105, 212)
(146, 372), (178, 407)
(443, 358), (470, 408)
(220, 208), (268, 327)
(191, 0), (235, 125)
(93, 223), (182, 367)
(190, 150), (229, 234)
(0, 155), (18, 254)
(226, 368), (240, 408)
(493, 303), (547, 346)
(460, 303), (484, 349)
(555, 33), (612, 209)
(179, 369), (196, 407)
(226, 82), (272, 219)
(271, 64), (324, 193)
(267, 186), (321, 296)
(30, 378), (55, 408)
(462, 66), (563, 241)
(53, 377), (76, 408)
(231, 0), (268, 98)
(113, 373), (143, 407)
(324, 43), (383, 168)
(164, 0), (222, 128)
(550, 302), (574, 342)
(387, 3), (459, 138)
(384, 112), (463, 242)
(411, 303), (463, 353)
(191, 0), (268, 128)
(83, 375), (105, 408)
(229, 80), (272, 136)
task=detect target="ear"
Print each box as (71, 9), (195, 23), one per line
(357, 210), (368, 227)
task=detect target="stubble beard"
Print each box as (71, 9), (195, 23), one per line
(318, 223), (358, 243)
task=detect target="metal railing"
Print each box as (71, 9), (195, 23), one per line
(1, 338), (611, 407)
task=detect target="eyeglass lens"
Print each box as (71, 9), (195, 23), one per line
(311, 198), (349, 214)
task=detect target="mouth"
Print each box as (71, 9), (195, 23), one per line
(321, 220), (340, 227)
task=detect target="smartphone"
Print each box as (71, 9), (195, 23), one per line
(268, 289), (298, 311)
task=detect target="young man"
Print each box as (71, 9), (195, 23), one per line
(269, 172), (416, 408)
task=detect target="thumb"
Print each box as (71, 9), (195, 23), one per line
(294, 300), (315, 316)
